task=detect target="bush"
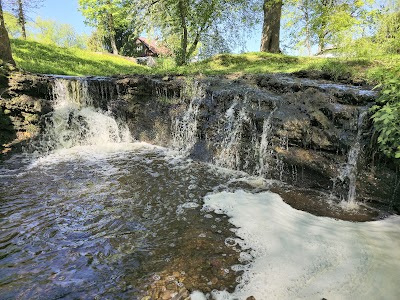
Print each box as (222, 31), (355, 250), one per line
(371, 67), (400, 159)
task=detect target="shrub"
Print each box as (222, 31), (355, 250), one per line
(371, 67), (400, 159)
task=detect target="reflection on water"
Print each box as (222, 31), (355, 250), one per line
(0, 144), (243, 299)
(1, 143), (400, 300)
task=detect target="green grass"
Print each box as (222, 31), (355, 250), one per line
(11, 39), (149, 76)
(167, 52), (400, 85)
(10, 38), (400, 85)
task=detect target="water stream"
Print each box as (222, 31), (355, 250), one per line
(334, 108), (368, 207)
(1, 78), (400, 300)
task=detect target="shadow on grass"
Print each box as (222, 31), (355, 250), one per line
(185, 53), (301, 75)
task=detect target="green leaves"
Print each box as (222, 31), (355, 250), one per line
(32, 17), (87, 49)
(128, 0), (259, 65)
(282, 0), (379, 55)
(78, 0), (131, 33)
(371, 67), (400, 159)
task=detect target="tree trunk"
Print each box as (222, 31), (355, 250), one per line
(260, 0), (282, 53)
(302, 0), (312, 56)
(107, 12), (118, 55)
(0, 0), (15, 65)
(177, 0), (188, 66)
(17, 0), (26, 39)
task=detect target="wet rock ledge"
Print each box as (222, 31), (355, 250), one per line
(0, 70), (399, 218)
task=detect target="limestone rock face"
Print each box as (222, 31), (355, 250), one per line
(0, 71), (52, 154)
(1, 71), (398, 214)
(159, 74), (398, 213)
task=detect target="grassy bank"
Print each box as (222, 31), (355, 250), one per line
(10, 38), (400, 83)
(11, 39), (149, 76)
(179, 52), (400, 84)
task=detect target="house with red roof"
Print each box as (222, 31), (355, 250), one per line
(132, 37), (171, 57)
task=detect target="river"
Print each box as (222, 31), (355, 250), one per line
(1, 78), (400, 300)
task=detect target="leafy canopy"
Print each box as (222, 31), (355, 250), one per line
(120, 0), (260, 64)
(282, 0), (375, 55)
(32, 17), (87, 48)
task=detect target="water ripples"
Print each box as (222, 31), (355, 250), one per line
(0, 145), (242, 299)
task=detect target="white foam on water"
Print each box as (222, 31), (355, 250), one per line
(200, 190), (400, 300)
(191, 291), (208, 300)
(339, 198), (360, 211)
(28, 142), (160, 168)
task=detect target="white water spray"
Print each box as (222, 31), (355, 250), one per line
(171, 81), (204, 154)
(35, 78), (131, 153)
(336, 109), (368, 206)
(215, 99), (250, 170)
(52, 78), (93, 108)
(257, 109), (276, 177)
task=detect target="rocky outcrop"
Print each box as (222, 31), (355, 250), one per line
(0, 70), (52, 154)
(1, 71), (399, 216)
(167, 74), (399, 214)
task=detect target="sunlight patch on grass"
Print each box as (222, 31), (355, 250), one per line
(10, 38), (400, 84)
(11, 39), (149, 76)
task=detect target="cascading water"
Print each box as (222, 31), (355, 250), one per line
(335, 108), (368, 206)
(171, 81), (204, 154)
(214, 99), (250, 170)
(2, 76), (400, 300)
(51, 77), (94, 107)
(34, 77), (131, 153)
(257, 108), (277, 177)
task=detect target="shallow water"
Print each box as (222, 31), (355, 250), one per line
(1, 76), (399, 299)
(1, 144), (400, 300)
(0, 144), (244, 299)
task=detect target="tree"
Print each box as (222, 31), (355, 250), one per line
(0, 0), (15, 65)
(282, 0), (376, 55)
(260, 0), (282, 53)
(3, 0), (44, 40)
(375, 8), (400, 54)
(15, 0), (25, 39)
(33, 17), (87, 49)
(86, 29), (106, 52)
(79, 0), (132, 55)
(3, 10), (21, 37)
(132, 0), (259, 65)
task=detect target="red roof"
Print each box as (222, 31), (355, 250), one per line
(137, 37), (171, 56)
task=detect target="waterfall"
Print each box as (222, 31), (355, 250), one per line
(52, 78), (93, 108)
(335, 109), (368, 205)
(51, 76), (119, 110)
(214, 99), (250, 170)
(257, 109), (276, 177)
(34, 77), (131, 153)
(171, 81), (204, 154)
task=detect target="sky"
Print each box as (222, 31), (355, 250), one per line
(32, 0), (94, 35)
